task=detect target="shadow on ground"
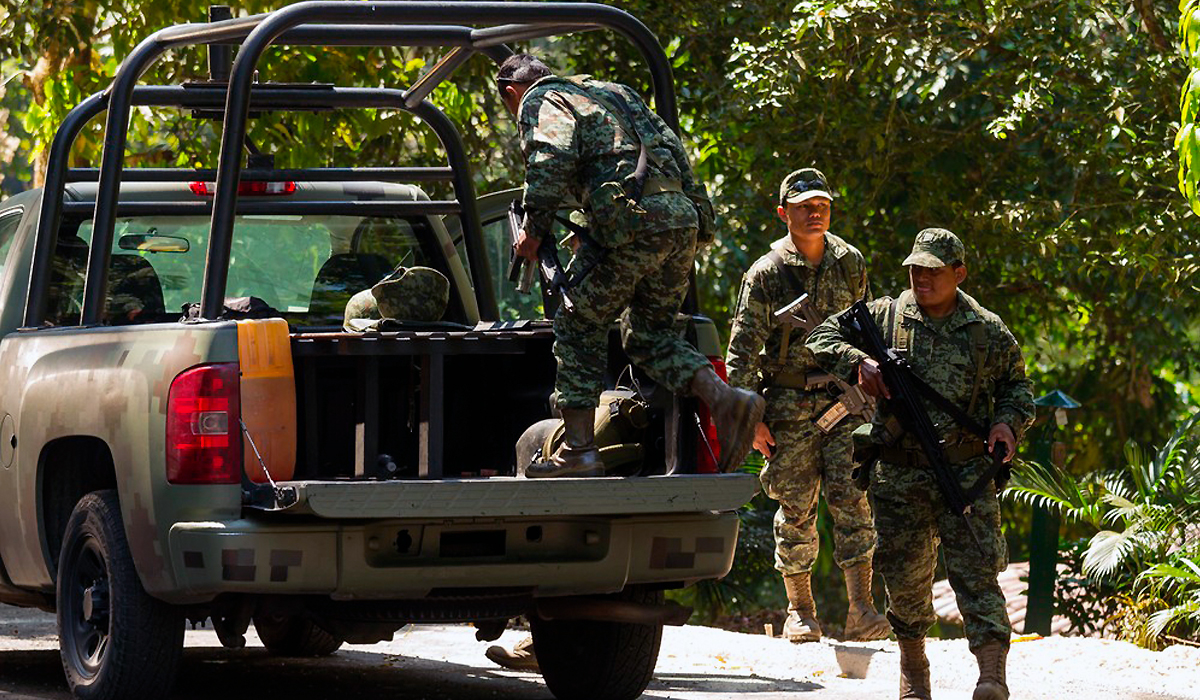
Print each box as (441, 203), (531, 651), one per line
(0, 645), (823, 700)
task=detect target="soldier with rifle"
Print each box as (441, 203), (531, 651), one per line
(725, 168), (890, 643)
(806, 228), (1034, 700)
(499, 54), (764, 479)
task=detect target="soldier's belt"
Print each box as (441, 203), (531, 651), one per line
(766, 371), (834, 391)
(879, 441), (987, 467)
(642, 177), (683, 196)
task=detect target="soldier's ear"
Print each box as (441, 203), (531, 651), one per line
(954, 263), (968, 285)
(776, 205), (787, 223)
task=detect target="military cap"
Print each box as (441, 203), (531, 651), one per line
(343, 265), (450, 326)
(779, 168), (834, 206)
(902, 228), (966, 268)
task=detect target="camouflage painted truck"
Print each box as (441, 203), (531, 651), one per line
(0, 3), (759, 700)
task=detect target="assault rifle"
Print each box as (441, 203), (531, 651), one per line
(506, 201), (575, 313)
(837, 300), (1008, 554)
(775, 295), (875, 432)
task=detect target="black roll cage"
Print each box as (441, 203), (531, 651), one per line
(24, 2), (681, 327)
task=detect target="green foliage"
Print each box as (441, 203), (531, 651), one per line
(1179, 0), (1200, 211)
(1005, 410), (1200, 645)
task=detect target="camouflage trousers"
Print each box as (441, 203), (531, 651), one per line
(869, 457), (1010, 651)
(759, 417), (876, 574)
(553, 226), (709, 408)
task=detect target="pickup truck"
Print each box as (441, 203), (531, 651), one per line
(0, 4), (757, 700)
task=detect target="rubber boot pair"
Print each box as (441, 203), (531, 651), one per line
(485, 635), (539, 672)
(843, 562), (891, 641)
(782, 572), (822, 642)
(895, 638), (1008, 700)
(689, 365), (765, 472)
(525, 408), (605, 478)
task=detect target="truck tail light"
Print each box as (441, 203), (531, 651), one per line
(695, 357), (725, 474)
(188, 181), (296, 196)
(166, 363), (242, 484)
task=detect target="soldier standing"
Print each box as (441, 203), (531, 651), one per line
(725, 168), (890, 642)
(499, 54), (764, 478)
(806, 229), (1034, 700)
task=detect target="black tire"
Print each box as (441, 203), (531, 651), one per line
(57, 490), (184, 700)
(253, 613), (344, 657)
(530, 588), (664, 700)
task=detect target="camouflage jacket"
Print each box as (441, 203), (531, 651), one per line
(806, 289), (1035, 447)
(725, 233), (870, 421)
(517, 75), (713, 248)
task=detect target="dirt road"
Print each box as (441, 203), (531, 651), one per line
(0, 606), (1196, 700)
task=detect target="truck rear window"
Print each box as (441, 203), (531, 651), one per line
(51, 214), (441, 326)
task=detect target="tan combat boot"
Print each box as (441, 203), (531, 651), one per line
(689, 366), (765, 472)
(843, 562), (892, 641)
(971, 641), (1008, 700)
(525, 408), (604, 478)
(781, 572), (822, 642)
(485, 635), (539, 672)
(898, 637), (932, 700)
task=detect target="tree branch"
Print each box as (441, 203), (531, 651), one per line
(1132, 0), (1172, 54)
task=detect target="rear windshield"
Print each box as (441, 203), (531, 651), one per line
(48, 214), (450, 327)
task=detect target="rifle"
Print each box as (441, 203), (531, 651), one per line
(838, 300), (1008, 555)
(506, 201), (575, 313)
(775, 295), (876, 432)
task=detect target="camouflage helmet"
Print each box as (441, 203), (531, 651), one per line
(342, 265), (450, 325)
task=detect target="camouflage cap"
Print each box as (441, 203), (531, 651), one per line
(372, 266), (450, 321)
(902, 228), (965, 267)
(779, 167), (834, 206)
(343, 265), (450, 326)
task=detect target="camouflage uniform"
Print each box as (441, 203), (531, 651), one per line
(726, 233), (874, 574)
(807, 283), (1034, 651)
(517, 75), (714, 408)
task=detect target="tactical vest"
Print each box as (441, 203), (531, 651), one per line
(766, 247), (860, 367)
(886, 291), (991, 421)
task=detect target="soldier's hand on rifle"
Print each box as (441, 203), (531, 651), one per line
(515, 228), (541, 262)
(857, 358), (891, 399)
(752, 422), (775, 458)
(987, 423), (1016, 462)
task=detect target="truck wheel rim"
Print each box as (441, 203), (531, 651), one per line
(64, 536), (110, 679)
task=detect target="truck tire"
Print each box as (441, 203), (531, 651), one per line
(530, 588), (664, 700)
(253, 613), (344, 657)
(57, 490), (184, 700)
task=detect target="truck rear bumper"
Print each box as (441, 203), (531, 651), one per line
(167, 510), (741, 602)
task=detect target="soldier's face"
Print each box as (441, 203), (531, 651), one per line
(909, 263), (967, 315)
(777, 197), (831, 239)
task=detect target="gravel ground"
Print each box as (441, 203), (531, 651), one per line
(1, 605), (1199, 699)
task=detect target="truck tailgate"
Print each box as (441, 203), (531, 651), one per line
(274, 474), (758, 518)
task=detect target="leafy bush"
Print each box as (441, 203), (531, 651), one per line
(1007, 411), (1200, 646)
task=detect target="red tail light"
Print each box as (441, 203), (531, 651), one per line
(166, 363), (242, 484)
(188, 181), (296, 196)
(695, 356), (726, 473)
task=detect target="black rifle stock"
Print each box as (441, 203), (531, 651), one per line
(838, 300), (987, 554)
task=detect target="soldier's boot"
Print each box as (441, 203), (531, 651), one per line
(781, 572), (822, 643)
(689, 365), (765, 472)
(971, 641), (1009, 700)
(485, 635), (539, 672)
(842, 562), (892, 641)
(525, 408), (605, 478)
(898, 637), (932, 700)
